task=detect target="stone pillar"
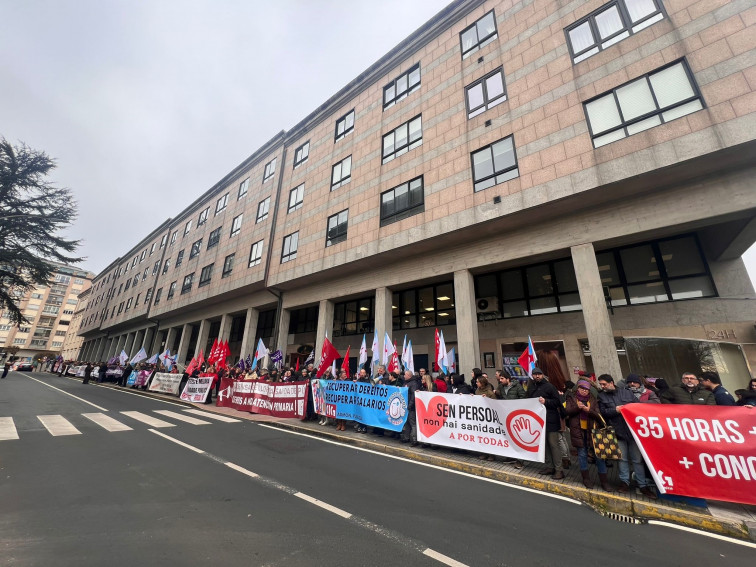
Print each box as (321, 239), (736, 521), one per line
(114, 335), (126, 358)
(314, 300), (334, 368)
(141, 327), (154, 351)
(275, 307), (291, 360)
(194, 319), (211, 359)
(124, 332), (136, 358)
(454, 269), (481, 377)
(239, 308), (259, 359)
(374, 287), (392, 366)
(218, 313), (232, 343)
(571, 243), (622, 379)
(164, 327), (178, 355)
(176, 323), (193, 366)
(95, 336), (108, 361)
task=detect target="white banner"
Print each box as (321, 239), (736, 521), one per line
(415, 392), (547, 461)
(74, 366), (86, 377)
(148, 372), (183, 395)
(180, 375), (214, 403)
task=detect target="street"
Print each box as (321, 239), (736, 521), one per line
(1, 371), (753, 566)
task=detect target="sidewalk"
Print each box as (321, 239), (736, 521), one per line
(95, 379), (756, 542)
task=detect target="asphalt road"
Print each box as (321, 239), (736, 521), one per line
(0, 371), (753, 566)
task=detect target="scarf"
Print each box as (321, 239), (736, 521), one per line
(576, 388), (591, 429)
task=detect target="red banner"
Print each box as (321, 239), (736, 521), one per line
(216, 378), (309, 419)
(620, 404), (756, 505)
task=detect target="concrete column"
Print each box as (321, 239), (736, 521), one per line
(114, 335), (126, 358)
(124, 332), (136, 358)
(218, 313), (232, 342)
(275, 307), (291, 359)
(176, 323), (193, 366)
(314, 300), (334, 367)
(77, 343), (88, 361)
(194, 319), (211, 359)
(374, 287), (392, 365)
(95, 337), (108, 361)
(571, 243), (622, 379)
(132, 330), (144, 356)
(148, 328), (163, 356)
(239, 308), (259, 359)
(141, 327), (154, 350)
(85, 341), (95, 361)
(454, 269), (481, 377)
(164, 327), (178, 355)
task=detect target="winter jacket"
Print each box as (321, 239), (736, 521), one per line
(495, 381), (526, 400)
(711, 385), (736, 406)
(660, 384), (715, 405)
(475, 382), (496, 399)
(598, 387), (637, 441)
(565, 392), (602, 449)
(526, 378), (563, 433)
(404, 375), (420, 411)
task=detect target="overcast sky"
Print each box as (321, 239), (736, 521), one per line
(1, 0), (755, 285)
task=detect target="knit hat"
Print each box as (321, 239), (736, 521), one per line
(532, 367), (544, 375)
(577, 379), (592, 390)
(626, 374), (642, 385)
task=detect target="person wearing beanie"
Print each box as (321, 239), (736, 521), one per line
(566, 380), (612, 491)
(626, 374), (659, 403)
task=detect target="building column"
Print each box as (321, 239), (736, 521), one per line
(133, 330), (145, 355)
(114, 335), (126, 358)
(141, 326), (154, 351)
(85, 341), (95, 361)
(164, 327), (178, 355)
(571, 243), (622, 379)
(314, 300), (334, 368)
(194, 319), (211, 359)
(95, 336), (108, 361)
(374, 287), (392, 366)
(218, 313), (232, 343)
(274, 307), (291, 361)
(454, 269), (481, 377)
(239, 308), (259, 359)
(124, 332), (136, 358)
(176, 323), (193, 366)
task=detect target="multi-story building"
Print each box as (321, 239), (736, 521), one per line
(78, 0), (756, 395)
(59, 286), (90, 361)
(0, 262), (93, 364)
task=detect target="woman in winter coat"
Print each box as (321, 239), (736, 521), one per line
(565, 380), (612, 491)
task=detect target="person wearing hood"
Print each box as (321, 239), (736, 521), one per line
(450, 374), (472, 394)
(526, 367), (566, 480)
(625, 374), (660, 403)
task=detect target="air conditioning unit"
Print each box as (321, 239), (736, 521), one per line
(476, 297), (499, 320)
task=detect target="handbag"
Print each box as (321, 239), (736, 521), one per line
(591, 415), (622, 460)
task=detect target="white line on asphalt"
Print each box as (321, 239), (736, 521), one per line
(148, 429), (205, 454)
(183, 409), (241, 422)
(121, 411), (175, 428)
(423, 548), (470, 567)
(646, 520), (756, 549)
(82, 413), (133, 432)
(154, 410), (211, 425)
(256, 424), (581, 505)
(37, 415), (82, 436)
(294, 492), (352, 519)
(225, 462), (259, 478)
(0, 417), (19, 440)
(21, 373), (108, 411)
(100, 385), (189, 407)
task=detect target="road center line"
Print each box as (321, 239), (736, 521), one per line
(423, 548), (470, 567)
(225, 462), (259, 478)
(294, 492), (352, 519)
(22, 373), (108, 411)
(148, 429), (205, 454)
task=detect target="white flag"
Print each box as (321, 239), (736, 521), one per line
(446, 347), (456, 374)
(438, 330), (448, 373)
(130, 347), (147, 365)
(370, 331), (379, 367)
(405, 340), (415, 373)
(401, 334), (408, 370)
(118, 350), (128, 366)
(382, 332), (394, 365)
(358, 334), (368, 369)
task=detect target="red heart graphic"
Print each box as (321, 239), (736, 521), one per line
(416, 396), (448, 438)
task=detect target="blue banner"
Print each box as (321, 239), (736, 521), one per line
(126, 371), (137, 387)
(315, 380), (409, 432)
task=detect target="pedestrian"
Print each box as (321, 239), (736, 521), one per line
(494, 369), (526, 400)
(527, 368), (566, 480)
(566, 380), (612, 491)
(699, 372), (736, 406)
(83, 362), (93, 384)
(2, 361), (9, 378)
(401, 369), (420, 446)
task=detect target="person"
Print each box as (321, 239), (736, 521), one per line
(401, 370), (420, 446)
(450, 374), (472, 395)
(526, 368), (566, 480)
(566, 380), (612, 491)
(421, 373), (437, 394)
(83, 362), (93, 384)
(475, 374), (495, 398)
(119, 363), (133, 387)
(2, 361), (9, 378)
(660, 372), (715, 405)
(699, 372), (736, 406)
(433, 372), (448, 393)
(597, 374), (658, 498)
(494, 370), (526, 400)
(736, 378), (756, 406)
(625, 374), (660, 403)
(373, 365), (389, 385)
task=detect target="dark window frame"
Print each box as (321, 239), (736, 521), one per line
(198, 264), (214, 288)
(333, 297), (374, 337)
(459, 10), (498, 59)
(248, 240), (264, 267)
(383, 63), (421, 110)
(380, 176), (424, 227)
(465, 67), (507, 119)
(256, 197), (270, 223)
(189, 239), (202, 259)
(207, 227), (222, 249)
(331, 155), (352, 190)
(166, 281), (176, 299)
(181, 273), (194, 295)
(222, 253), (235, 278)
(230, 214), (243, 237)
(382, 115), (422, 164)
(470, 134), (519, 192)
(175, 249), (184, 267)
(215, 193), (229, 215)
(238, 178), (249, 199)
(197, 207), (209, 226)
(326, 209), (348, 247)
(334, 109), (355, 141)
(288, 184), (304, 213)
(293, 141), (310, 168)
(262, 158), (276, 182)
(281, 232), (299, 264)
(392, 281), (456, 330)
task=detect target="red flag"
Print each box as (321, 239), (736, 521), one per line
(295, 357), (300, 372)
(218, 340), (229, 369)
(342, 345), (351, 377)
(185, 357), (198, 375)
(316, 337), (340, 378)
(388, 341), (400, 374)
(197, 348), (205, 370)
(433, 329), (440, 372)
(208, 338), (218, 364)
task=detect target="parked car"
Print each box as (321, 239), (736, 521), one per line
(13, 362), (34, 371)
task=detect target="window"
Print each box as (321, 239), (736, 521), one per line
(380, 176), (424, 226)
(293, 141), (309, 168)
(125, 298), (133, 311)
(207, 227), (221, 249)
(140, 250), (146, 262)
(170, 230), (178, 246)
(334, 109), (355, 141)
(150, 243), (156, 256)
(331, 156), (352, 190)
(238, 178), (249, 199)
(288, 184), (304, 212)
(256, 197), (270, 223)
(175, 250), (184, 267)
(281, 232), (298, 263)
(160, 234), (168, 249)
(471, 135), (518, 192)
(383, 64), (421, 109)
(13, 338), (25, 345)
(215, 193), (229, 215)
(289, 306), (319, 334)
(566, 0), (665, 63)
(52, 341), (63, 348)
(262, 158), (276, 183)
(55, 330), (67, 336)
(132, 257), (138, 268)
(117, 302), (124, 314)
(142, 268), (148, 279)
(31, 293), (43, 299)
(460, 10), (497, 59)
(326, 210), (348, 247)
(222, 254), (235, 278)
(392, 282), (456, 330)
(190, 239), (202, 259)
(152, 260), (160, 275)
(184, 220), (192, 236)
(54, 274), (71, 284)
(198, 264), (214, 287)
(124, 279), (131, 291)
(248, 240), (264, 267)
(162, 259), (170, 274)
(465, 67), (507, 118)
(584, 59), (704, 148)
(167, 281), (177, 299)
(181, 274), (194, 294)
(382, 115), (422, 163)
(132, 275), (139, 286)
(145, 288), (153, 303)
(230, 214), (243, 237)
(154, 287), (162, 304)
(198, 207), (210, 226)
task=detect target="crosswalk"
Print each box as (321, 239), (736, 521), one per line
(0, 409), (240, 440)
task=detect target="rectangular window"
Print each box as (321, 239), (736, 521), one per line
(170, 230), (178, 246)
(145, 288), (153, 303)
(238, 178), (249, 199)
(334, 109), (355, 141)
(460, 10), (497, 59)
(154, 287), (163, 304)
(131, 257), (138, 268)
(162, 259), (170, 275)
(125, 297), (133, 311)
(380, 176), (424, 226)
(198, 207), (210, 226)
(293, 141), (310, 168)
(222, 253), (235, 278)
(207, 227), (221, 249)
(248, 240), (264, 267)
(152, 260), (160, 275)
(190, 239), (202, 259)
(160, 234), (168, 249)
(167, 281), (177, 299)
(288, 184), (304, 212)
(117, 302), (124, 314)
(392, 282), (456, 330)
(326, 210), (348, 247)
(230, 214), (243, 237)
(175, 250), (184, 267)
(124, 279), (131, 291)
(181, 273), (194, 294)
(566, 0), (665, 64)
(215, 193), (229, 215)
(288, 306), (319, 334)
(331, 156), (352, 190)
(150, 243), (156, 256)
(140, 250), (146, 262)
(52, 341), (63, 348)
(471, 135), (518, 192)
(198, 264), (213, 287)
(281, 232), (298, 263)
(256, 197), (270, 223)
(142, 268), (148, 280)
(465, 67), (507, 119)
(184, 220), (192, 236)
(132, 275), (139, 286)
(263, 158), (276, 182)
(382, 115), (422, 163)
(383, 64), (421, 109)
(584, 59), (703, 148)
(55, 330), (67, 336)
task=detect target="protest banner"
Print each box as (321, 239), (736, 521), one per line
(315, 380), (409, 432)
(620, 404), (756, 505)
(180, 374), (214, 403)
(415, 392), (547, 460)
(134, 370), (151, 387)
(126, 371), (138, 387)
(216, 378), (309, 419)
(148, 372), (183, 395)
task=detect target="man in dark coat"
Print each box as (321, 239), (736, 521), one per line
(660, 372), (715, 405)
(83, 362), (93, 384)
(526, 368), (565, 479)
(699, 372), (735, 406)
(401, 370), (420, 446)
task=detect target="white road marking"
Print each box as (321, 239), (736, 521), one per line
(97, 383), (189, 407)
(37, 415), (82, 436)
(0, 417), (19, 440)
(183, 409), (240, 422)
(423, 548), (470, 567)
(148, 429), (205, 454)
(256, 424), (581, 505)
(647, 520), (756, 549)
(294, 492), (352, 519)
(22, 373), (108, 411)
(225, 462), (259, 478)
(121, 411), (175, 428)
(82, 413), (133, 432)
(154, 410), (210, 425)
